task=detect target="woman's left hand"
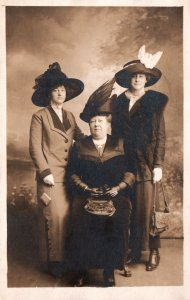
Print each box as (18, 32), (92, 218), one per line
(105, 186), (120, 197)
(153, 167), (162, 183)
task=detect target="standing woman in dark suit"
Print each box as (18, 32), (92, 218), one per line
(112, 46), (168, 271)
(29, 62), (84, 278)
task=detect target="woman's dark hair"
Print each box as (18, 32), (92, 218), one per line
(89, 113), (112, 123)
(47, 83), (67, 100)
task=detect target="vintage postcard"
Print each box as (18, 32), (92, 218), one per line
(0, 0), (190, 299)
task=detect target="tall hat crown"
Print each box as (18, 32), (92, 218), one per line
(80, 78), (115, 123)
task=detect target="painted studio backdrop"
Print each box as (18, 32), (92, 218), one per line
(6, 6), (183, 283)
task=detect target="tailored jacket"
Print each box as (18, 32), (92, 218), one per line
(112, 90), (168, 182)
(69, 134), (136, 192)
(29, 106), (84, 183)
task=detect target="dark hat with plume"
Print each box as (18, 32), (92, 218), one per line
(80, 78), (115, 123)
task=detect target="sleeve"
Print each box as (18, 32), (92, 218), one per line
(67, 142), (88, 190)
(153, 110), (166, 168)
(111, 95), (126, 139)
(121, 157), (136, 188)
(111, 98), (122, 138)
(118, 138), (136, 189)
(29, 113), (52, 178)
(121, 172), (136, 188)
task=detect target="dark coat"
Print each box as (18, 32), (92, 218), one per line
(111, 90), (168, 250)
(112, 90), (168, 182)
(67, 135), (135, 270)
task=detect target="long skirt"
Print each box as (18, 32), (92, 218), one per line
(37, 181), (70, 264)
(130, 181), (161, 251)
(67, 194), (131, 270)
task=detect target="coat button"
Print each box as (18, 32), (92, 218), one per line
(65, 140), (68, 143)
(65, 149), (68, 152)
(64, 158), (68, 161)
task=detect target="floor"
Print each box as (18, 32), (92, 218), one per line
(8, 239), (183, 288)
(7, 205), (183, 288)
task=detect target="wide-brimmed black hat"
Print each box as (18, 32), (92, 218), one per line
(32, 62), (84, 107)
(115, 60), (162, 88)
(80, 79), (115, 123)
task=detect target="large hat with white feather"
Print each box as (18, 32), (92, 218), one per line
(115, 45), (163, 88)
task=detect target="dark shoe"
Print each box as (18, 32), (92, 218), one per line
(146, 249), (160, 271)
(127, 251), (141, 264)
(73, 271), (87, 287)
(103, 269), (115, 287)
(123, 264), (132, 277)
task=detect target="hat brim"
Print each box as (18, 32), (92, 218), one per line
(32, 78), (84, 107)
(80, 111), (111, 123)
(80, 97), (113, 123)
(115, 63), (162, 88)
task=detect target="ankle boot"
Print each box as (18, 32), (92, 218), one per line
(123, 264), (132, 277)
(146, 249), (160, 271)
(73, 270), (87, 287)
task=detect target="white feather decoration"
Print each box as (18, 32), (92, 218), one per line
(138, 45), (163, 69)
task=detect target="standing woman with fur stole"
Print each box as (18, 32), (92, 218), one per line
(112, 46), (168, 271)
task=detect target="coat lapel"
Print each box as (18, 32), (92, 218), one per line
(45, 108), (71, 140)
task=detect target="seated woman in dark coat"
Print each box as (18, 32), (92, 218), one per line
(67, 83), (135, 287)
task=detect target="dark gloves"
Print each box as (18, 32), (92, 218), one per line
(105, 182), (129, 197)
(82, 186), (104, 198)
(71, 174), (129, 198)
(104, 186), (120, 197)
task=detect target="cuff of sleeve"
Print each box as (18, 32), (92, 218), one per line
(123, 172), (136, 187)
(118, 182), (128, 191)
(40, 168), (52, 179)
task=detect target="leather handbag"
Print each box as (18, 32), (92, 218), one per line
(84, 198), (116, 216)
(150, 182), (171, 237)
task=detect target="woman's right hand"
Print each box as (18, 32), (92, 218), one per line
(43, 174), (55, 186)
(85, 187), (103, 197)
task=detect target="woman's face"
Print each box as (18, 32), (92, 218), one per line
(89, 115), (110, 140)
(50, 85), (66, 105)
(130, 73), (147, 91)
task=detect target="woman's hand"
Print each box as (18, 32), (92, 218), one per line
(153, 167), (162, 184)
(105, 186), (120, 197)
(85, 187), (104, 197)
(43, 174), (55, 186)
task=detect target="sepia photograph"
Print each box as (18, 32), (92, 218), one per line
(0, 1), (190, 299)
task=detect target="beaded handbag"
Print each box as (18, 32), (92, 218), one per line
(150, 182), (171, 237)
(84, 198), (116, 216)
